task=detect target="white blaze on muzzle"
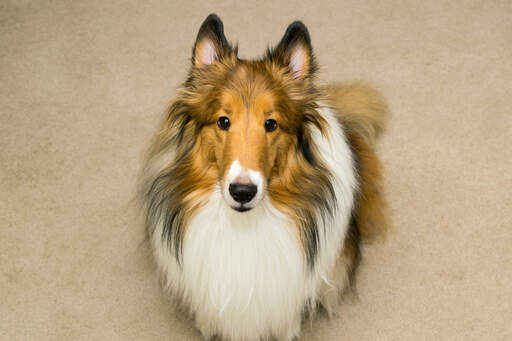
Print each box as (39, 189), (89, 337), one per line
(222, 160), (264, 211)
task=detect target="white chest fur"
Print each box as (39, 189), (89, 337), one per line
(184, 197), (305, 340)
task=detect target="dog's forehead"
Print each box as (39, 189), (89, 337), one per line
(220, 68), (277, 114)
(226, 63), (273, 90)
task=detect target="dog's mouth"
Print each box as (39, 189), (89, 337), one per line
(233, 205), (253, 212)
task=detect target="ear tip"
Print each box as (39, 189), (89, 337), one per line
(286, 21), (311, 40)
(201, 14), (224, 32)
(196, 13), (226, 44)
(204, 13), (222, 24)
(280, 20), (312, 49)
(288, 21), (308, 31)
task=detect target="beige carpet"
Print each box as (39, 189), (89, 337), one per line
(1, 1), (511, 340)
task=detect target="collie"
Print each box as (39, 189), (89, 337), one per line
(138, 14), (389, 341)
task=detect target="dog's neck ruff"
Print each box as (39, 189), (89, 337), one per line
(150, 103), (357, 340)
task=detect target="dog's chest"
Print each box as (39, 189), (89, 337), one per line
(179, 197), (308, 328)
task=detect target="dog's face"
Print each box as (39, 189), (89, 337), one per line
(206, 85), (288, 212)
(179, 15), (320, 212)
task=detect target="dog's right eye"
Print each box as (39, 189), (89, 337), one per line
(217, 116), (230, 130)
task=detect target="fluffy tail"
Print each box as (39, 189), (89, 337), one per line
(324, 82), (389, 147)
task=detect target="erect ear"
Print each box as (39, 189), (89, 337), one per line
(192, 14), (232, 67)
(269, 21), (315, 80)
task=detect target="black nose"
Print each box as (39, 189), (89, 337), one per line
(229, 183), (257, 204)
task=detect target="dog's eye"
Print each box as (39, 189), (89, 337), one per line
(264, 119), (277, 132)
(217, 116), (230, 130)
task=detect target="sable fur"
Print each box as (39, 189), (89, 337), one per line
(326, 83), (389, 241)
(138, 13), (389, 341)
(141, 15), (335, 269)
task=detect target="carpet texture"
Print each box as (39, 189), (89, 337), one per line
(1, 1), (511, 340)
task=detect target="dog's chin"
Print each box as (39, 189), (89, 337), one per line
(223, 198), (259, 213)
(233, 205), (252, 212)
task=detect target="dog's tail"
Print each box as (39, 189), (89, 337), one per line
(324, 82), (389, 147)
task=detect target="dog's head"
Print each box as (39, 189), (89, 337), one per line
(176, 14), (324, 212)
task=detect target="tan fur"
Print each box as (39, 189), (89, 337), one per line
(209, 76), (288, 183)
(350, 131), (389, 241)
(325, 83), (389, 242)
(325, 83), (389, 147)
(315, 83), (390, 313)
(141, 39), (332, 267)
(140, 16), (392, 340)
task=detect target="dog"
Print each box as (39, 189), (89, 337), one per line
(138, 14), (388, 341)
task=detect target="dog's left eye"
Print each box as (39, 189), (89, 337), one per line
(217, 116), (230, 130)
(264, 119), (277, 132)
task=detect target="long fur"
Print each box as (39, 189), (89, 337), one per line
(325, 82), (390, 241)
(138, 14), (389, 341)
(325, 82), (389, 147)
